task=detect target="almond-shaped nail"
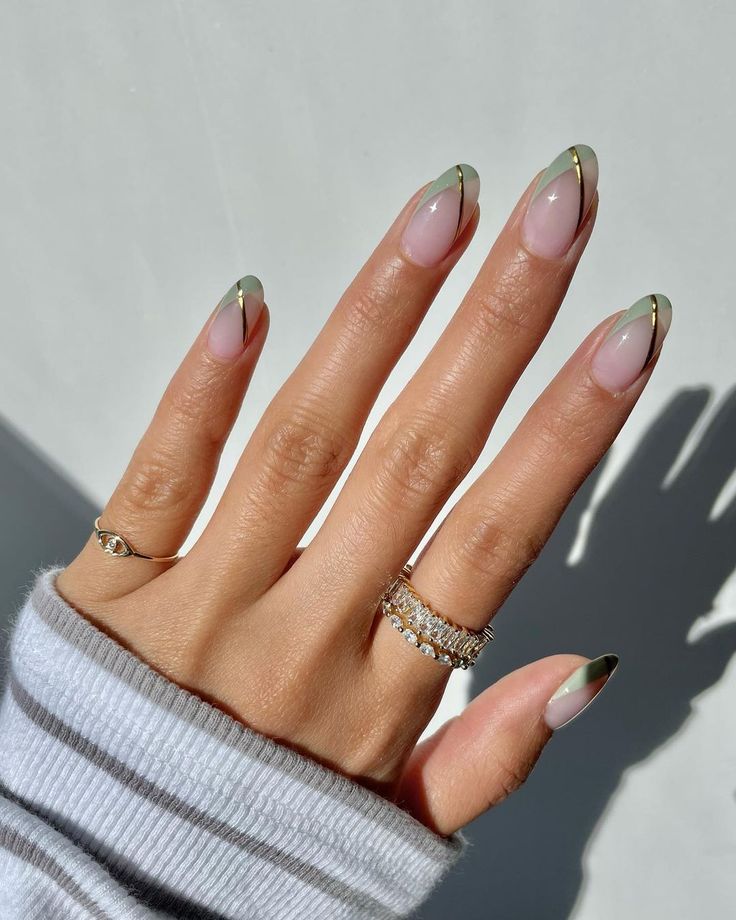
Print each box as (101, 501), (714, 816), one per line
(591, 294), (672, 394)
(522, 145), (598, 259)
(545, 654), (619, 730)
(400, 164), (480, 268)
(207, 275), (264, 360)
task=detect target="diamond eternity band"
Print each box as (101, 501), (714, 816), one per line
(381, 574), (494, 669)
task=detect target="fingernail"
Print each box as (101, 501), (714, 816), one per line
(522, 145), (598, 259)
(207, 276), (264, 360)
(545, 654), (619, 730)
(591, 294), (672, 394)
(400, 164), (480, 268)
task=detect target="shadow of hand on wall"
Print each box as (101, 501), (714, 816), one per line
(420, 387), (736, 920)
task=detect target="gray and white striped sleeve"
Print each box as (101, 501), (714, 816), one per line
(0, 568), (464, 919)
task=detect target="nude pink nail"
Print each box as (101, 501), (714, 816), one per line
(522, 145), (598, 259)
(207, 276), (264, 360)
(591, 294), (672, 394)
(400, 164), (480, 268)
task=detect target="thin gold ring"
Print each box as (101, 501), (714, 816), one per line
(93, 517), (180, 562)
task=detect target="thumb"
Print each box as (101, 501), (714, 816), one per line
(397, 653), (619, 835)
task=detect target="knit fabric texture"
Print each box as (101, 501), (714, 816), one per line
(0, 568), (464, 919)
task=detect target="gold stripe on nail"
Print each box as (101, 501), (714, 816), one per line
(569, 145), (585, 229)
(642, 293), (659, 368)
(454, 164), (465, 240)
(236, 279), (248, 344)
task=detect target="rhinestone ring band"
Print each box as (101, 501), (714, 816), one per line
(94, 517), (180, 562)
(381, 567), (494, 669)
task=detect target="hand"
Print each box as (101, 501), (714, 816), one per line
(57, 148), (671, 836)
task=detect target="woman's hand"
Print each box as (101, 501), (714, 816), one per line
(56, 148), (670, 837)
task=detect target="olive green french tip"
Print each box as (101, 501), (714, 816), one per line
(414, 163), (479, 212)
(532, 144), (597, 203)
(549, 654), (619, 702)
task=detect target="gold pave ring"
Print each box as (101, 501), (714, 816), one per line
(94, 517), (180, 562)
(381, 565), (494, 669)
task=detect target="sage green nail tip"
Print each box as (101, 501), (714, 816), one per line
(218, 275), (264, 311)
(458, 163), (479, 183)
(239, 275), (264, 296)
(607, 293), (673, 339)
(533, 143), (598, 200)
(573, 143), (597, 163)
(416, 163), (479, 211)
(549, 653), (619, 701)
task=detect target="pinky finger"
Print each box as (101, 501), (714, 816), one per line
(58, 276), (269, 602)
(397, 653), (618, 835)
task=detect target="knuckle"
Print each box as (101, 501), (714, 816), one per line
(372, 411), (475, 508)
(121, 447), (193, 514)
(469, 257), (537, 341)
(529, 392), (596, 457)
(258, 405), (354, 494)
(163, 373), (210, 426)
(452, 510), (544, 590)
(161, 373), (222, 449)
(485, 747), (536, 804)
(339, 268), (402, 340)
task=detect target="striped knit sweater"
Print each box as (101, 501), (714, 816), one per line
(0, 569), (463, 918)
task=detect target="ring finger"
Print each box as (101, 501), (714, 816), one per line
(375, 293), (672, 693)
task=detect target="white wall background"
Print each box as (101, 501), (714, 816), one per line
(1, 2), (735, 917)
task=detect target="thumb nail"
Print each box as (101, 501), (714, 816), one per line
(544, 654), (619, 730)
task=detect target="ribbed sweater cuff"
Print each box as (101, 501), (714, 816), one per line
(0, 568), (463, 918)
